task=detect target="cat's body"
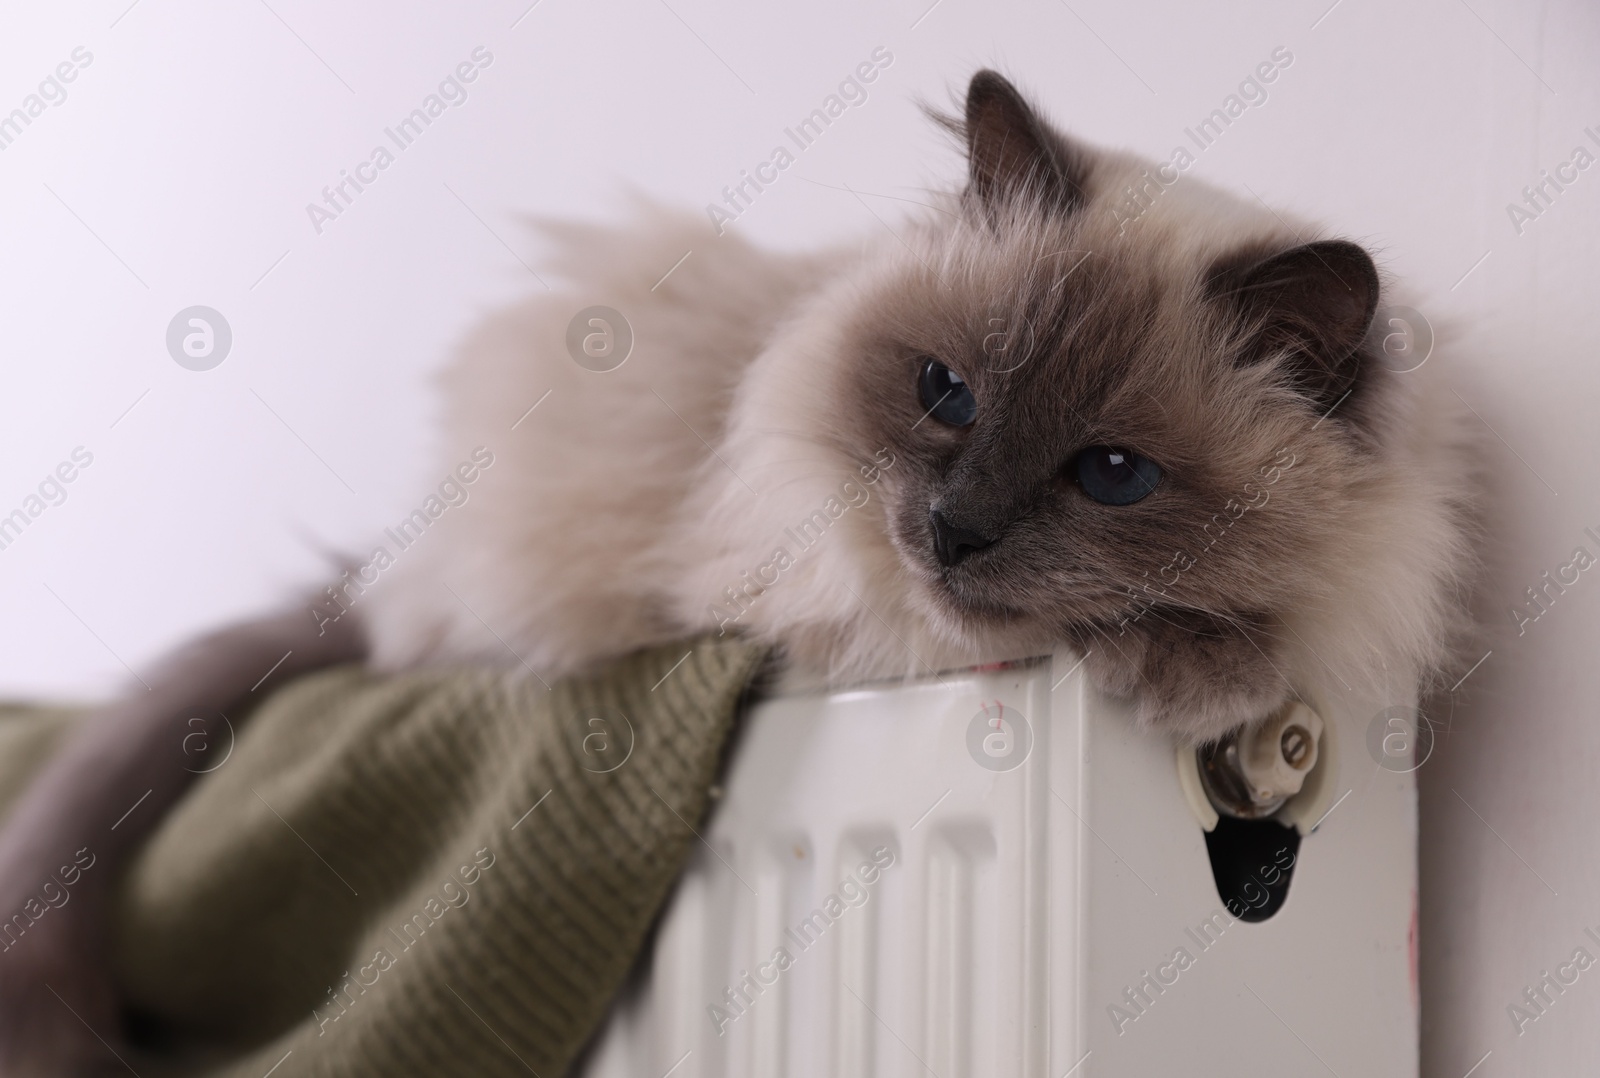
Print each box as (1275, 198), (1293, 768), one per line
(365, 83), (1476, 741)
(357, 212), (844, 681)
(0, 71), (1478, 1073)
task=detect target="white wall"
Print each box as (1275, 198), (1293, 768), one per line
(0, 1), (1593, 1072)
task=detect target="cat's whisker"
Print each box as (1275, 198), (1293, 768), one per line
(800, 177), (959, 219)
(1136, 605), (1228, 639)
(895, 183), (959, 201)
(1079, 620), (1159, 696)
(1132, 597), (1268, 645)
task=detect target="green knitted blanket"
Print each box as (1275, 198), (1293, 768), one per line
(0, 636), (767, 1077)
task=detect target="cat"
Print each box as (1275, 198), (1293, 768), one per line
(360, 70), (1477, 741)
(0, 70), (1477, 1073)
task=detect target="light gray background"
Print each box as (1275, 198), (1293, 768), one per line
(0, 1), (1595, 1073)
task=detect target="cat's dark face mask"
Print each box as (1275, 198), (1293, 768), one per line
(827, 70), (1380, 714)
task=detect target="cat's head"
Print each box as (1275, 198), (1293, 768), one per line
(804, 72), (1404, 739)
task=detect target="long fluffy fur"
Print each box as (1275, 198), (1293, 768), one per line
(0, 72), (1482, 1074)
(363, 79), (1479, 744)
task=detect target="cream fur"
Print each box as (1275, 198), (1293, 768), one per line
(362, 106), (1478, 744)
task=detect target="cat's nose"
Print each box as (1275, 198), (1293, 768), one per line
(930, 508), (996, 567)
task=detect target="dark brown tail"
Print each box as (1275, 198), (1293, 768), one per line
(0, 594), (367, 1074)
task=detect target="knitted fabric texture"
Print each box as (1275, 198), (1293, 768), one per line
(0, 635), (766, 1077)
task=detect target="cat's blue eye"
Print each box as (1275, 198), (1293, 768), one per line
(918, 358), (977, 427)
(1074, 446), (1162, 505)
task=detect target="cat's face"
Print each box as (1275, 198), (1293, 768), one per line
(821, 72), (1384, 737)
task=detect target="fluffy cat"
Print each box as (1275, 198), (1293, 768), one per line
(0, 70), (1477, 1072)
(362, 70), (1476, 741)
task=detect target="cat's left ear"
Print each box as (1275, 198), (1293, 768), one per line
(1207, 240), (1380, 412)
(959, 70), (1088, 217)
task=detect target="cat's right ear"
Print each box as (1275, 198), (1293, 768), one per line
(952, 70), (1088, 218)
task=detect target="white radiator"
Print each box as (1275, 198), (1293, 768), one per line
(578, 651), (1417, 1077)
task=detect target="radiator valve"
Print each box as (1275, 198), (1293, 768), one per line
(1197, 700), (1324, 820)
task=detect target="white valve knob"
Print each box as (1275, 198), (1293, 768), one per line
(1237, 700), (1324, 806)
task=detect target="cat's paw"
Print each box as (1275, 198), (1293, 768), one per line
(1074, 609), (1292, 743)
